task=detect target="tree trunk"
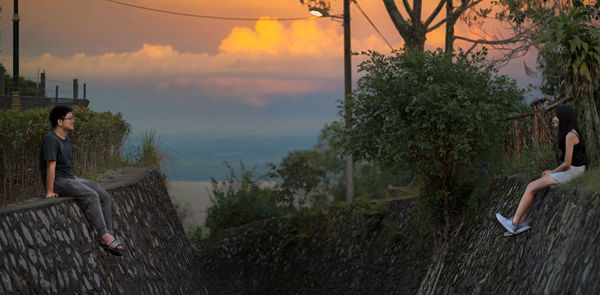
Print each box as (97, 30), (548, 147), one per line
(445, 0), (455, 54)
(579, 88), (600, 167)
(382, 0), (427, 51)
(413, 26), (427, 51)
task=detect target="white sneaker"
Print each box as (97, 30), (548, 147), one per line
(496, 213), (517, 233)
(503, 222), (531, 236)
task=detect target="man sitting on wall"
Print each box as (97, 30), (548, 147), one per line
(40, 105), (124, 256)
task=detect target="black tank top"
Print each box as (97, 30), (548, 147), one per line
(559, 131), (588, 167)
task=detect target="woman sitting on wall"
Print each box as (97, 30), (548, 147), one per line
(496, 104), (588, 236)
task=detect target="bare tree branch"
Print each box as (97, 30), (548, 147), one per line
(453, 0), (484, 19)
(383, 0), (412, 38)
(402, 0), (413, 17)
(428, 18), (447, 32)
(424, 0), (447, 27)
(454, 35), (522, 45)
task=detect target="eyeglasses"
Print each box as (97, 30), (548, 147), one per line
(61, 116), (75, 121)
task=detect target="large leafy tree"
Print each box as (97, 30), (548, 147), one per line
(345, 48), (523, 221)
(538, 8), (600, 164)
(503, 0), (600, 164)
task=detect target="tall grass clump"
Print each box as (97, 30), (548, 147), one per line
(128, 129), (171, 175)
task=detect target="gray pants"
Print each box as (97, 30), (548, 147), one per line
(55, 177), (113, 237)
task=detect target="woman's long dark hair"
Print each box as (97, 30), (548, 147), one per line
(555, 104), (586, 157)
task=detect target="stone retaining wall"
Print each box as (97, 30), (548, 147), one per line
(418, 178), (600, 294)
(0, 168), (206, 295)
(194, 177), (600, 294)
(194, 199), (433, 294)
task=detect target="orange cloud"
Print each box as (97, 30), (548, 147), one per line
(219, 18), (394, 57)
(4, 19), (396, 106)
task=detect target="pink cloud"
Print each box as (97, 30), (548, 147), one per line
(2, 19), (395, 106)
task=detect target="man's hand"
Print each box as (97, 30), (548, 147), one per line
(45, 192), (59, 199)
(542, 170), (553, 177)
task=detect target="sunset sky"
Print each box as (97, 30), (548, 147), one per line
(0, 0), (540, 139)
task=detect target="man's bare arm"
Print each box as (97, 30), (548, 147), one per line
(45, 161), (59, 198)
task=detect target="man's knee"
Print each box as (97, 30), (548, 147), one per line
(98, 193), (112, 206)
(79, 190), (100, 203)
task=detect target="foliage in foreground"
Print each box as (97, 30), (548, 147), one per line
(205, 162), (293, 235)
(202, 123), (414, 236)
(267, 122), (414, 208)
(345, 48), (524, 223)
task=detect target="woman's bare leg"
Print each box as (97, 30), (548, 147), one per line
(512, 175), (558, 225)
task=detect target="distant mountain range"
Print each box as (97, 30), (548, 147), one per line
(155, 133), (318, 181)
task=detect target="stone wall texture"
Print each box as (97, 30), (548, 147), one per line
(2, 169), (598, 294)
(194, 199), (433, 295)
(194, 178), (600, 295)
(0, 168), (206, 295)
(418, 177), (600, 295)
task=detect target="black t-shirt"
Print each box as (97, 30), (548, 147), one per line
(39, 131), (75, 185)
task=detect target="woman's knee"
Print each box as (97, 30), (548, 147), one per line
(526, 176), (557, 193)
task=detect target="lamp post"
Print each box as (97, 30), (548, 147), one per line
(309, 0), (353, 203)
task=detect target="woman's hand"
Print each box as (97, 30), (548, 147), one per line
(542, 170), (553, 177)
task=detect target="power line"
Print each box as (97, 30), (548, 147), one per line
(46, 79), (72, 85)
(104, 0), (318, 21)
(352, 0), (394, 51)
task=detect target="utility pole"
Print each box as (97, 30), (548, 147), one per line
(306, 1), (354, 203)
(12, 0), (20, 96)
(343, 0), (353, 203)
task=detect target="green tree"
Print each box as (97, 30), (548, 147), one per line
(271, 122), (413, 205)
(345, 48), (523, 223)
(205, 162), (290, 235)
(502, 0), (600, 164)
(268, 150), (327, 209)
(537, 7), (600, 165)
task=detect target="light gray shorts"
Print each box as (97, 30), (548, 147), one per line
(550, 165), (585, 184)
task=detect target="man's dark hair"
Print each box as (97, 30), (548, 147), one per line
(49, 106), (73, 128)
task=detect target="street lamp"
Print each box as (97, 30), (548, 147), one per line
(308, 1), (354, 203)
(308, 7), (332, 18)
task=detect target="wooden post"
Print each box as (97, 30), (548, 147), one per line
(0, 66), (5, 96)
(533, 110), (539, 147)
(12, 0), (20, 97)
(513, 119), (521, 157)
(73, 79), (78, 99)
(83, 83), (86, 99)
(40, 71), (46, 97)
(55, 85), (58, 101)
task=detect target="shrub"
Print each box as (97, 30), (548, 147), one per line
(0, 107), (130, 205)
(187, 226), (204, 243)
(205, 162), (292, 235)
(267, 150), (327, 209)
(346, 48), (524, 222)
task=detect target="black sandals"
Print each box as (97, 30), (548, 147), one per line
(99, 239), (124, 256)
